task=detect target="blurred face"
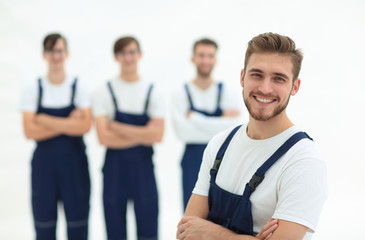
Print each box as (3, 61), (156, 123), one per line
(115, 41), (141, 73)
(192, 44), (217, 77)
(241, 53), (300, 121)
(43, 38), (68, 71)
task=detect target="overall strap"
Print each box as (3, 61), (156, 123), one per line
(107, 81), (119, 110)
(184, 84), (194, 110)
(70, 77), (78, 105)
(144, 84), (154, 112)
(216, 82), (223, 108)
(37, 78), (43, 108)
(212, 125), (242, 171)
(247, 132), (313, 193)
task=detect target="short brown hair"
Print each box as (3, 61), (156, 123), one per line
(244, 32), (303, 81)
(193, 38), (218, 54)
(114, 36), (140, 55)
(43, 33), (67, 51)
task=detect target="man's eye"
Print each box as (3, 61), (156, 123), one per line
(275, 77), (285, 81)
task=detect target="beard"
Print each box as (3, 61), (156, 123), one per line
(243, 89), (290, 121)
(196, 65), (213, 78)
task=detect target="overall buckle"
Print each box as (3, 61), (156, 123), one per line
(248, 174), (265, 192)
(212, 158), (222, 171)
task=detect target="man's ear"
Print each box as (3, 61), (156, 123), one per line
(291, 78), (301, 96)
(240, 69), (245, 87)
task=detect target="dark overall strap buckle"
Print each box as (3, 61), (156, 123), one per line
(212, 125), (242, 172)
(248, 173), (265, 192)
(212, 158), (222, 172)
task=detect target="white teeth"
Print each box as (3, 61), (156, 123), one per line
(256, 97), (274, 103)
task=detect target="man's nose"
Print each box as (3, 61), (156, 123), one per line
(258, 78), (273, 94)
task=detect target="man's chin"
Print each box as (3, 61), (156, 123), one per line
(251, 114), (272, 121)
(197, 71), (212, 78)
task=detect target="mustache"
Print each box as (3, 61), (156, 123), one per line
(246, 90), (279, 99)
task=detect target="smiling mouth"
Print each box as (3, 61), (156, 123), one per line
(255, 96), (275, 103)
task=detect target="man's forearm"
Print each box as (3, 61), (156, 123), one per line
(215, 226), (257, 240)
(23, 112), (61, 141)
(24, 122), (61, 141)
(36, 113), (90, 136)
(109, 120), (163, 144)
(177, 216), (258, 240)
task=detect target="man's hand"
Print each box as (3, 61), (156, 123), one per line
(222, 109), (239, 117)
(69, 108), (84, 119)
(176, 216), (277, 240)
(176, 216), (222, 240)
(35, 113), (50, 124)
(109, 121), (119, 131)
(186, 110), (194, 118)
(256, 219), (278, 240)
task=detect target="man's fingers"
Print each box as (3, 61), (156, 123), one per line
(264, 232), (273, 240)
(177, 217), (185, 227)
(261, 223), (278, 239)
(263, 219), (278, 231)
(176, 226), (186, 240)
(70, 109), (84, 118)
(176, 216), (197, 239)
(177, 216), (194, 227)
(223, 109), (239, 117)
(176, 221), (190, 239)
(256, 219), (278, 239)
(176, 226), (182, 239)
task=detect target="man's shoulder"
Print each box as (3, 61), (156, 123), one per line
(274, 130), (325, 173)
(288, 136), (323, 162)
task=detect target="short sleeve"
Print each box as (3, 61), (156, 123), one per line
(92, 83), (114, 119)
(19, 79), (38, 112)
(273, 150), (328, 232)
(74, 78), (92, 108)
(147, 84), (166, 119)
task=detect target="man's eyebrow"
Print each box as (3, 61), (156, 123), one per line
(273, 72), (290, 80)
(248, 68), (290, 80)
(247, 68), (263, 73)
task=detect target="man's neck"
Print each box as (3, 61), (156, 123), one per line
(246, 112), (294, 140)
(48, 70), (66, 84)
(192, 75), (214, 90)
(120, 71), (139, 82)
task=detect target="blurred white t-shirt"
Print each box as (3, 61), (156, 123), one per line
(19, 75), (91, 112)
(171, 82), (243, 144)
(92, 77), (165, 120)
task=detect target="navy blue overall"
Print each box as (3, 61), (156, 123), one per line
(207, 125), (312, 235)
(31, 78), (90, 240)
(103, 82), (158, 240)
(181, 83), (223, 210)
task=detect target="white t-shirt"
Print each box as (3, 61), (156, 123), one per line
(193, 124), (328, 239)
(171, 82), (243, 144)
(19, 75), (91, 112)
(92, 77), (165, 120)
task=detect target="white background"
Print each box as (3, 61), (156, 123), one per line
(1, 0), (365, 239)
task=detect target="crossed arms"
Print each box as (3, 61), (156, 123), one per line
(23, 108), (92, 141)
(176, 194), (308, 240)
(95, 116), (164, 149)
